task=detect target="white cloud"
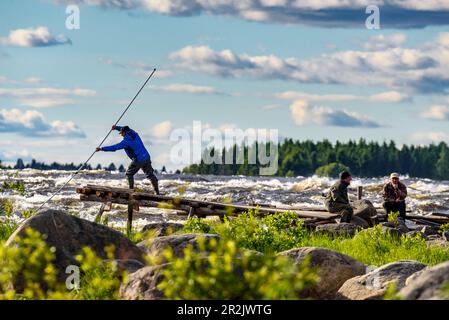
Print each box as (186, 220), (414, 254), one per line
(23, 77), (42, 84)
(0, 108), (85, 138)
(150, 83), (225, 95)
(411, 131), (449, 144)
(151, 120), (172, 139)
(290, 100), (382, 128)
(0, 26), (71, 47)
(169, 35), (449, 94)
(275, 90), (408, 103)
(363, 33), (406, 50)
(420, 105), (449, 121)
(0, 87), (96, 108)
(261, 104), (282, 110)
(52, 0), (449, 28)
(0, 149), (31, 161)
(99, 57), (176, 78)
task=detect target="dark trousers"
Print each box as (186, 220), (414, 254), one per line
(126, 158), (159, 194)
(383, 201), (406, 219)
(328, 203), (354, 223)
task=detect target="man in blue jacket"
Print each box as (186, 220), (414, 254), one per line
(96, 125), (159, 195)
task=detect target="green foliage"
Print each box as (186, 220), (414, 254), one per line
(0, 220), (19, 241)
(0, 199), (14, 217)
(183, 217), (214, 234)
(218, 210), (307, 254)
(298, 225), (449, 267)
(0, 228), (70, 299)
(440, 223), (449, 233)
(1, 181), (25, 195)
(0, 228), (128, 300)
(315, 162), (350, 178)
(191, 212), (449, 267)
(74, 245), (126, 300)
(387, 212), (400, 226)
(383, 283), (402, 300)
(157, 237), (318, 299)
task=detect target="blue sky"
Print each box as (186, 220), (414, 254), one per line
(1, 0), (449, 170)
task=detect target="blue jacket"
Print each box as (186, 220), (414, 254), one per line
(101, 126), (150, 162)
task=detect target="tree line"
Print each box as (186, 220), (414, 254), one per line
(0, 158), (126, 172)
(182, 139), (449, 180)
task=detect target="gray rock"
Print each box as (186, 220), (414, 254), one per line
(443, 232), (449, 242)
(120, 265), (166, 300)
(336, 260), (426, 300)
(381, 226), (403, 238)
(426, 239), (449, 247)
(406, 230), (427, 239)
(113, 259), (146, 274)
(278, 247), (366, 299)
(352, 199), (378, 227)
(315, 223), (361, 236)
(6, 209), (145, 282)
(350, 216), (370, 229)
(142, 222), (184, 237)
(417, 226), (439, 237)
(138, 233), (220, 260)
(399, 261), (449, 300)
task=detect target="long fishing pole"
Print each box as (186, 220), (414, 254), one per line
(36, 68), (157, 212)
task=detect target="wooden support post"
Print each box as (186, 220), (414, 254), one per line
(357, 186), (363, 200)
(127, 203), (133, 237)
(187, 206), (195, 219)
(95, 203), (106, 224)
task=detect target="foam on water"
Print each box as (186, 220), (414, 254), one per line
(1, 169), (448, 230)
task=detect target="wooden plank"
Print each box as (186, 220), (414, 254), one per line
(77, 185), (449, 224)
(78, 186), (339, 220)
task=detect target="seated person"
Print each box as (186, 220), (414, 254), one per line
(382, 173), (407, 220)
(325, 171), (353, 223)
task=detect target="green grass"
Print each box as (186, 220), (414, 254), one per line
(183, 211), (449, 267)
(0, 221), (18, 241)
(1, 181), (25, 195)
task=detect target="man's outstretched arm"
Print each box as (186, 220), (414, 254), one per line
(97, 140), (127, 152)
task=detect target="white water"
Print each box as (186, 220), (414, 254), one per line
(1, 169), (448, 230)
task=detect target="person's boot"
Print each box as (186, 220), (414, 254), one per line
(127, 176), (134, 190)
(151, 179), (160, 195)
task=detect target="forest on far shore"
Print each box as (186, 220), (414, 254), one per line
(183, 139), (449, 180)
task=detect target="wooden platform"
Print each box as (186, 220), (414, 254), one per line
(76, 184), (449, 234)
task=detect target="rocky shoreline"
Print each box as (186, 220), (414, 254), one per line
(5, 209), (449, 300)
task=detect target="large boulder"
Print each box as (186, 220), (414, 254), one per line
(120, 265), (166, 300)
(399, 261), (449, 300)
(315, 223), (361, 236)
(350, 216), (370, 229)
(138, 233), (220, 259)
(336, 260), (426, 300)
(142, 222), (184, 237)
(6, 210), (145, 279)
(278, 247), (366, 299)
(352, 199), (378, 227)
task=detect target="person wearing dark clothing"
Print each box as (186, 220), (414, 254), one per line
(325, 171), (353, 223)
(382, 173), (407, 220)
(96, 125), (159, 195)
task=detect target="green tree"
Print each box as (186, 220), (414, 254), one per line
(315, 162), (350, 178)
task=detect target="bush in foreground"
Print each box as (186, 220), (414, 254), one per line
(156, 236), (318, 299)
